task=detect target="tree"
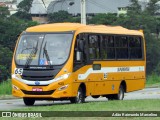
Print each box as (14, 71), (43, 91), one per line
(48, 10), (72, 23)
(12, 11), (32, 20)
(128, 0), (142, 14)
(0, 6), (9, 18)
(13, 0), (33, 20)
(89, 13), (117, 25)
(145, 0), (160, 15)
(17, 0), (33, 13)
(0, 45), (13, 81)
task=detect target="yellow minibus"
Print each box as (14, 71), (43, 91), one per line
(12, 23), (146, 105)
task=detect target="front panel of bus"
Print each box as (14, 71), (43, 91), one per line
(12, 32), (75, 99)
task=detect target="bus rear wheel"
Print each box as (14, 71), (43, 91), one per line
(23, 98), (35, 106)
(70, 87), (85, 103)
(106, 85), (124, 100)
(115, 85), (124, 100)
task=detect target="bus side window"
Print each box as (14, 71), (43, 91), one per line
(74, 33), (88, 63)
(88, 35), (100, 60)
(101, 35), (115, 59)
(115, 36), (128, 59)
(106, 36), (115, 59)
(129, 37), (142, 59)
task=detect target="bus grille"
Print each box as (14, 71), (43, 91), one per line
(21, 69), (59, 81)
(22, 76), (54, 81)
(21, 90), (55, 95)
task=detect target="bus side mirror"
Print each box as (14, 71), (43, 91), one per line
(76, 51), (82, 61)
(78, 40), (84, 52)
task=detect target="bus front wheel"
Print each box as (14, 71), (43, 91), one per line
(70, 87), (85, 103)
(23, 98), (35, 106)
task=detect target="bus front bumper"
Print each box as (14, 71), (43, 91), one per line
(12, 78), (74, 99)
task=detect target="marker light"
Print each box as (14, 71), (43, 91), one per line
(12, 84), (19, 90)
(58, 84), (68, 91)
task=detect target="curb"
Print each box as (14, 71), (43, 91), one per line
(0, 95), (20, 100)
(145, 85), (160, 88)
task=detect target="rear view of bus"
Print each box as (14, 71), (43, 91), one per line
(12, 23), (146, 106)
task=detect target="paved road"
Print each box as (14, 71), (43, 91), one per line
(0, 88), (160, 111)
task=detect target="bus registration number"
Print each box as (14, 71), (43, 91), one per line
(32, 88), (43, 91)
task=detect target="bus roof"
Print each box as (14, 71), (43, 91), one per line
(26, 23), (143, 36)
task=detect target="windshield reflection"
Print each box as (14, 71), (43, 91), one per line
(15, 33), (73, 66)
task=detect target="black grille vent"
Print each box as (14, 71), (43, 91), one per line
(21, 69), (60, 81)
(22, 90), (55, 95)
(22, 76), (54, 81)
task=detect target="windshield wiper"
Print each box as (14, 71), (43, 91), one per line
(25, 41), (38, 68)
(43, 41), (51, 66)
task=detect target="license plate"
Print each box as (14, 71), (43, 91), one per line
(32, 88), (43, 91)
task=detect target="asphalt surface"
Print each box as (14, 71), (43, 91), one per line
(0, 88), (160, 111)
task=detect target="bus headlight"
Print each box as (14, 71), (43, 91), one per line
(54, 73), (71, 82)
(12, 74), (21, 80)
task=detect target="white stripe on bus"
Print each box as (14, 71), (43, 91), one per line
(78, 66), (145, 80)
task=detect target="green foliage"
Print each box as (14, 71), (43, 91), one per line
(147, 74), (160, 85)
(0, 7), (9, 18)
(48, 10), (81, 23)
(128, 0), (142, 15)
(14, 0), (33, 21)
(145, 0), (160, 15)
(48, 10), (72, 23)
(89, 13), (117, 25)
(0, 80), (11, 95)
(0, 65), (8, 81)
(12, 11), (32, 20)
(17, 0), (33, 13)
(0, 45), (12, 80)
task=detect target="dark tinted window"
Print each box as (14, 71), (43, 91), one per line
(88, 35), (100, 59)
(88, 34), (143, 60)
(101, 36), (115, 59)
(129, 37), (142, 59)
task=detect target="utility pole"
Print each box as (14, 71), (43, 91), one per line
(80, 0), (86, 24)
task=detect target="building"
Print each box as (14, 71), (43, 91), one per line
(0, 0), (18, 15)
(2, 0), (159, 23)
(31, 0), (130, 23)
(47, 0), (130, 16)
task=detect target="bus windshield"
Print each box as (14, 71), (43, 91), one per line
(15, 33), (73, 66)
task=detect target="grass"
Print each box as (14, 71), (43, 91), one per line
(19, 99), (160, 111)
(7, 99), (159, 120)
(0, 79), (12, 96)
(146, 74), (160, 87)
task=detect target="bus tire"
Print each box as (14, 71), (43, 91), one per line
(114, 85), (124, 100)
(70, 87), (85, 103)
(92, 95), (100, 99)
(23, 98), (35, 106)
(106, 95), (114, 100)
